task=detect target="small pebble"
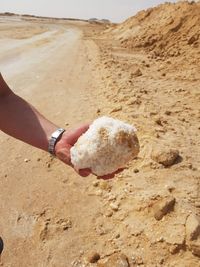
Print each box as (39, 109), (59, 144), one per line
(110, 203), (119, 211)
(92, 181), (99, 187)
(98, 253), (129, 267)
(105, 210), (113, 217)
(153, 196), (176, 220)
(134, 168), (139, 173)
(151, 147), (180, 167)
(87, 252), (100, 263)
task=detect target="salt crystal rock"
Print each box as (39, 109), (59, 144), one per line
(70, 116), (139, 176)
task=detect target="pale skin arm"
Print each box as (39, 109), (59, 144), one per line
(0, 73), (120, 179)
(0, 73), (90, 177)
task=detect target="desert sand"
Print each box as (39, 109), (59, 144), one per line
(0, 1), (200, 266)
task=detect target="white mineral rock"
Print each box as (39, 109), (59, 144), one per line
(70, 116), (139, 176)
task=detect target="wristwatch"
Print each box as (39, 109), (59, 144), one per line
(48, 128), (65, 155)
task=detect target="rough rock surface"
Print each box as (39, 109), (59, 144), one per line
(153, 196), (176, 220)
(70, 116), (139, 176)
(86, 251), (100, 263)
(186, 214), (200, 257)
(186, 214), (200, 241)
(97, 253), (129, 267)
(151, 147), (179, 167)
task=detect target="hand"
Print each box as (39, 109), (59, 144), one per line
(55, 123), (124, 179)
(55, 124), (92, 177)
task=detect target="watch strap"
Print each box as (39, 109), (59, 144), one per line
(48, 128), (65, 155)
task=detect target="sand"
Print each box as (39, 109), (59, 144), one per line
(0, 3), (200, 266)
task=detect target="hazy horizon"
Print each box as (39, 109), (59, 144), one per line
(0, 0), (178, 22)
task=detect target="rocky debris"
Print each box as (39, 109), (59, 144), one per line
(186, 214), (200, 241)
(153, 196), (176, 220)
(97, 253), (129, 267)
(131, 68), (142, 77)
(99, 180), (112, 191)
(151, 147), (180, 167)
(97, 108), (101, 114)
(186, 214), (200, 257)
(165, 110), (172, 116)
(110, 202), (119, 211)
(169, 244), (182, 255)
(110, 106), (122, 113)
(87, 251), (100, 263)
(59, 219), (72, 231)
(92, 180), (100, 187)
(105, 210), (113, 217)
(124, 215), (145, 237)
(165, 184), (176, 193)
(38, 217), (72, 241)
(154, 117), (163, 126)
(94, 189), (103, 196)
(39, 221), (49, 241)
(188, 241), (200, 257)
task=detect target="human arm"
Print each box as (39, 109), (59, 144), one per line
(0, 73), (90, 176)
(0, 73), (59, 151)
(0, 73), (122, 179)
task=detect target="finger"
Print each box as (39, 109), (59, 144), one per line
(115, 168), (124, 174)
(73, 166), (91, 177)
(97, 168), (124, 180)
(97, 173), (115, 180)
(56, 147), (72, 166)
(78, 168), (91, 177)
(67, 124), (90, 145)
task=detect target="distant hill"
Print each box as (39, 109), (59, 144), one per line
(0, 12), (111, 24)
(0, 12), (88, 22)
(0, 12), (15, 16)
(111, 1), (200, 59)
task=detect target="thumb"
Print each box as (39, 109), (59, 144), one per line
(66, 124), (90, 145)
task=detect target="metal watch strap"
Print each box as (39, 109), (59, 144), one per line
(48, 128), (65, 155)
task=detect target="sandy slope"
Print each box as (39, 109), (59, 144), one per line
(0, 7), (200, 267)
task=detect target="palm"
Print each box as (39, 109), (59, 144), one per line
(55, 123), (123, 179)
(55, 124), (91, 176)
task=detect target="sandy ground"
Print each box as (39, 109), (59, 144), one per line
(0, 11), (200, 267)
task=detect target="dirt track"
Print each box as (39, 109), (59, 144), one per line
(0, 8), (200, 267)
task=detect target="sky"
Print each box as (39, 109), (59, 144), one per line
(0, 0), (179, 23)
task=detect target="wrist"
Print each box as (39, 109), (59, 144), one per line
(48, 127), (66, 155)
